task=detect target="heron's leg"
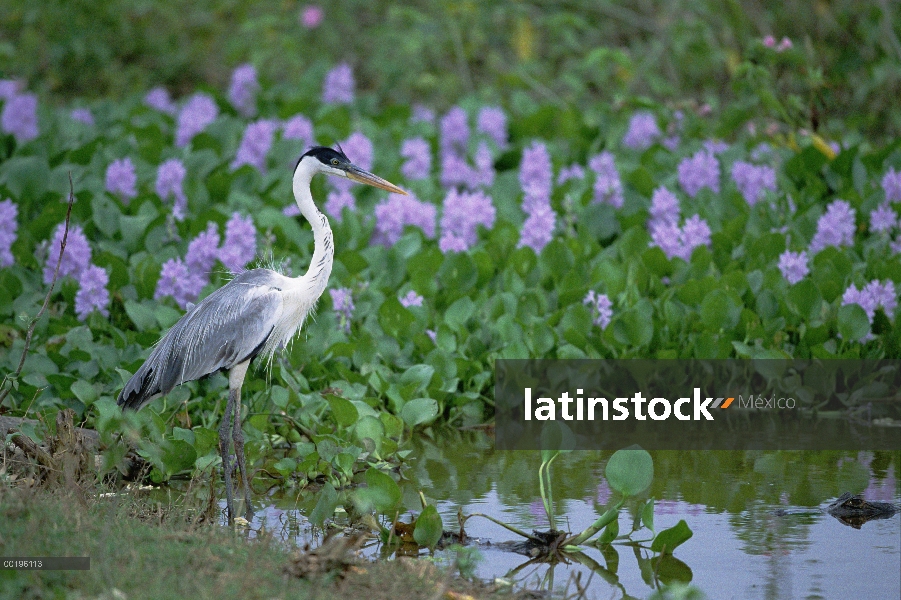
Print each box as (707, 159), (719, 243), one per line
(229, 360), (252, 520)
(218, 386), (237, 524)
(232, 387), (253, 520)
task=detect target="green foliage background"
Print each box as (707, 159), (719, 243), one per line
(2, 0), (900, 137)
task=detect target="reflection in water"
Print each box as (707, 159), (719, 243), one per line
(219, 432), (900, 598)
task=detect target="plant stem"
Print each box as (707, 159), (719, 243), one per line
(563, 498), (623, 546)
(463, 513), (543, 543)
(0, 174), (74, 406)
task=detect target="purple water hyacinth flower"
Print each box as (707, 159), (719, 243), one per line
(156, 158), (188, 219)
(809, 199), (855, 254)
(648, 186), (680, 227)
(520, 141), (553, 212)
(399, 290), (424, 308)
(584, 290), (613, 329)
(731, 161), (777, 206)
(403, 198), (437, 239)
(438, 107), (477, 189)
(0, 199), (18, 267)
(589, 152), (624, 208)
(439, 151), (474, 189)
(373, 193), (437, 246)
(373, 197), (413, 245)
(678, 150), (720, 198)
(411, 104), (435, 124)
(341, 131), (373, 172)
(557, 164), (585, 185)
(865, 280), (898, 317)
(703, 140), (730, 155)
(473, 142), (495, 188)
(662, 136), (680, 151)
(300, 5), (324, 28)
(400, 137), (431, 180)
(622, 111), (661, 150)
(218, 212), (257, 272)
(477, 106), (507, 149)
(892, 236), (901, 255)
(325, 188), (356, 221)
(0, 79), (20, 100)
(282, 114), (314, 145)
(105, 158), (138, 202)
(156, 222), (221, 304)
(324, 133), (372, 216)
(440, 106), (469, 154)
(176, 93), (218, 147)
(777, 250), (809, 284)
(650, 221), (684, 261)
(329, 287), (354, 332)
(439, 189), (495, 253)
(144, 87), (177, 115)
(322, 63), (354, 105)
(650, 215), (712, 261)
(681, 214), (712, 250)
(231, 119), (277, 172)
(42, 223), (92, 284)
(750, 143), (774, 162)
(425, 329), (437, 343)
(155, 258), (203, 309)
(438, 232), (469, 253)
(1, 93), (38, 143)
(841, 280), (897, 341)
(70, 108), (94, 126)
(182, 276), (210, 308)
(74, 264), (110, 320)
(228, 64), (259, 117)
(871, 203), (897, 234)
(185, 222), (220, 273)
(283, 204), (301, 217)
(518, 202), (556, 253)
(842, 283), (877, 323)
(883, 167), (901, 203)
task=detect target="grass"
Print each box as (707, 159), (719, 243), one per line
(0, 483), (525, 600)
(0, 485), (306, 599)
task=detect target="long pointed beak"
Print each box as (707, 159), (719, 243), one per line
(345, 165), (407, 195)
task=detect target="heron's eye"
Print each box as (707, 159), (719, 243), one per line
(331, 158), (339, 165)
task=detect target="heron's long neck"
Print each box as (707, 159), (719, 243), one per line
(292, 164), (334, 300)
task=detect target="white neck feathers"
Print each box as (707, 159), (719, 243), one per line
(292, 158), (335, 299)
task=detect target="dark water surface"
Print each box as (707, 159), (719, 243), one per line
(243, 432), (900, 599)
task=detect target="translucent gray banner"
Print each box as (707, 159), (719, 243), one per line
(494, 359), (901, 450)
(0, 557), (90, 570)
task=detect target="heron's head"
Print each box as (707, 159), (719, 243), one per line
(295, 146), (406, 195)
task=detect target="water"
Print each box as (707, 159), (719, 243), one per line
(241, 432), (900, 599)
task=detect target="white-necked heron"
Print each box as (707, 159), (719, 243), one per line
(117, 146), (406, 523)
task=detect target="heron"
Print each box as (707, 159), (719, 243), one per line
(117, 146), (406, 523)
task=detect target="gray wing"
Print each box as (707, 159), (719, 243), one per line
(117, 269), (283, 410)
